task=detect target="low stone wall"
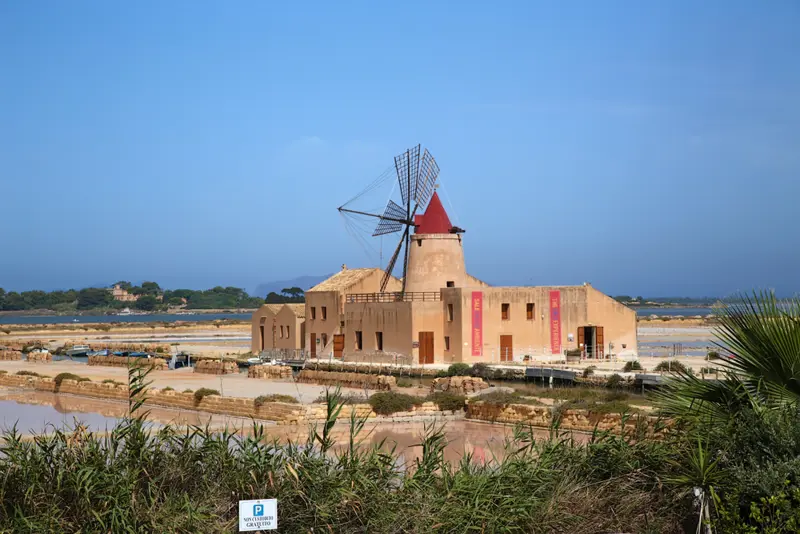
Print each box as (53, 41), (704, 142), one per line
(86, 342), (171, 354)
(466, 400), (664, 434)
(0, 374), (458, 426)
(297, 369), (396, 391)
(0, 350), (22, 361)
(88, 355), (168, 369)
(194, 360), (239, 375)
(309, 361), (442, 377)
(430, 376), (488, 396)
(26, 352), (52, 363)
(248, 365), (292, 380)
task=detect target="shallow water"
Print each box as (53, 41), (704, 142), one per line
(0, 389), (576, 462)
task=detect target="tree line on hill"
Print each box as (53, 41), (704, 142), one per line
(0, 282), (305, 313)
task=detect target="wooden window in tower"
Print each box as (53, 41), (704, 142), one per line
(447, 303), (454, 322)
(501, 303), (510, 321)
(321, 307), (327, 320)
(310, 307), (316, 319)
(527, 303), (534, 320)
(445, 336), (450, 351)
(446, 281), (455, 288)
(355, 331), (363, 350)
(375, 332), (383, 351)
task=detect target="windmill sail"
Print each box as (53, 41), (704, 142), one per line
(394, 145), (420, 206)
(373, 200), (407, 236)
(415, 148), (439, 207)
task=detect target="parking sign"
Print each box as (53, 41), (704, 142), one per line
(239, 499), (277, 531)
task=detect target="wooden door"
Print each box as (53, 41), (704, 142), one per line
(577, 327), (585, 357)
(333, 334), (345, 359)
(500, 335), (513, 362)
(596, 326), (605, 359)
(418, 332), (434, 364)
(310, 333), (316, 357)
(259, 325), (265, 351)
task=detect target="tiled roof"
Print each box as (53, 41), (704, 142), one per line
(308, 268), (382, 292)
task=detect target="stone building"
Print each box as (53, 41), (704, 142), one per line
(251, 192), (637, 364)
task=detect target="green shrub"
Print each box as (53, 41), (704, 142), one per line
(53, 373), (88, 387)
(102, 379), (124, 386)
(478, 390), (543, 406)
(427, 392), (466, 412)
(470, 362), (490, 378)
(700, 366), (717, 375)
(447, 363), (472, 377)
(182, 389), (193, 393)
(434, 370), (449, 378)
(623, 360), (643, 372)
(368, 391), (420, 415)
(707, 350), (720, 360)
(606, 373), (624, 389)
(313, 392), (363, 405)
(193, 388), (219, 403)
(15, 371), (44, 377)
(254, 394), (298, 406)
(0, 370), (7, 375)
(162, 386), (174, 392)
(396, 378), (414, 388)
(653, 360), (689, 373)
(582, 365), (597, 378)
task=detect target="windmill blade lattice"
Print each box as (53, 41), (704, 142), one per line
(415, 148), (440, 208)
(373, 200), (406, 236)
(394, 145), (420, 205)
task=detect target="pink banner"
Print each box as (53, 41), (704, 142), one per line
(471, 291), (482, 356)
(549, 290), (561, 354)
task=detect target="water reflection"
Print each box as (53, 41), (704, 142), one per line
(0, 389), (585, 462)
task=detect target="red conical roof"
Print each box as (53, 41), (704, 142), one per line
(413, 192), (452, 234)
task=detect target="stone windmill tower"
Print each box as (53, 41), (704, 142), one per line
(338, 145), (466, 293)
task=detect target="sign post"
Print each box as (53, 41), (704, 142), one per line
(239, 499), (277, 531)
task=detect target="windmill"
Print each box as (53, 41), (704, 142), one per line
(338, 144), (440, 293)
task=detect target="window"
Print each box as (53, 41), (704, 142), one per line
(280, 326), (284, 338)
(286, 326), (290, 338)
(355, 331), (363, 350)
(376, 331), (383, 351)
(321, 306), (327, 320)
(501, 303), (510, 321)
(310, 307), (316, 319)
(444, 336), (450, 351)
(321, 333), (328, 347)
(526, 303), (534, 320)
(447, 303), (454, 322)
(446, 281), (455, 288)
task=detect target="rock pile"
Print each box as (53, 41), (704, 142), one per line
(194, 360), (238, 375)
(296, 369), (396, 391)
(248, 365), (292, 380)
(0, 350), (22, 361)
(26, 352), (52, 363)
(430, 376), (488, 396)
(88, 355), (167, 369)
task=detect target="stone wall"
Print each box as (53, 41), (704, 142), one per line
(86, 342), (171, 353)
(26, 352), (52, 363)
(309, 361), (442, 377)
(0, 374), (458, 426)
(194, 360), (239, 375)
(296, 369), (397, 391)
(248, 365), (292, 380)
(88, 355), (168, 369)
(430, 376), (488, 396)
(0, 350), (22, 361)
(466, 400), (664, 434)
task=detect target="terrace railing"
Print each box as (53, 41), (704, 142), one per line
(345, 292), (442, 304)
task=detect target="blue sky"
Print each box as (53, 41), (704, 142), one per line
(1, 1), (798, 296)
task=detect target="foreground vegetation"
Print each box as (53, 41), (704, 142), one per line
(1, 292), (799, 532)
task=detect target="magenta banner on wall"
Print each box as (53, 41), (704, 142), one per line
(549, 290), (562, 354)
(471, 291), (483, 356)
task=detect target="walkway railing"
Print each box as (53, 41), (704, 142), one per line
(345, 292), (441, 303)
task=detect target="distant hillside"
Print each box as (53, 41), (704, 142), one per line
(253, 275), (331, 299)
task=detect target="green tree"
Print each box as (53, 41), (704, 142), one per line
(135, 295), (158, 311)
(76, 288), (113, 310)
(281, 287), (305, 302)
(140, 281), (161, 295)
(114, 281), (132, 291)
